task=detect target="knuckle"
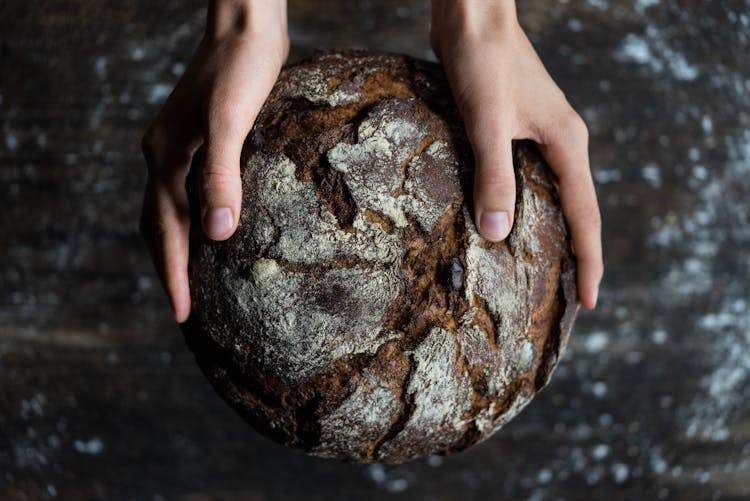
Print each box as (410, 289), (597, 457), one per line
(477, 168), (515, 195)
(141, 123), (174, 170)
(561, 108), (589, 142)
(202, 160), (235, 180)
(201, 162), (239, 197)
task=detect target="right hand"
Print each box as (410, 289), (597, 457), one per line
(140, 0), (289, 323)
(430, 0), (603, 309)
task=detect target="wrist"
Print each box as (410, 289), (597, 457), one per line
(207, 0), (287, 42)
(430, 0), (518, 55)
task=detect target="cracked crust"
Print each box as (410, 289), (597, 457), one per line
(182, 49), (579, 464)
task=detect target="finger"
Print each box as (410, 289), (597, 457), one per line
(199, 109), (245, 240)
(139, 179), (160, 274)
(200, 47), (279, 241)
(142, 126), (194, 322)
(139, 176), (192, 323)
(152, 171), (192, 323)
(467, 114), (516, 242)
(539, 112), (603, 310)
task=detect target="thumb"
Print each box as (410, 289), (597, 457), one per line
(198, 42), (283, 242)
(200, 111), (248, 241)
(469, 121), (516, 242)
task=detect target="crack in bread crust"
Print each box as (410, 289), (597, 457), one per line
(183, 49), (579, 465)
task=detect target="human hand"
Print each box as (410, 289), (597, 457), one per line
(430, 0), (603, 309)
(140, 0), (288, 322)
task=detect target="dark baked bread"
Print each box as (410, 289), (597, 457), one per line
(183, 50), (578, 464)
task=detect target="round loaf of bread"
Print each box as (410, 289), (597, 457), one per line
(183, 50), (579, 464)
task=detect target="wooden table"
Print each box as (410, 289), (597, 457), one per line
(1, 1), (749, 499)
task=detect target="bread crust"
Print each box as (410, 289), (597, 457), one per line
(183, 50), (578, 464)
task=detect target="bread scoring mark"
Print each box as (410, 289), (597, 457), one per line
(308, 337), (410, 463)
(261, 53), (461, 237)
(362, 204), (476, 462)
(403, 140), (462, 233)
(376, 327), (474, 460)
(308, 153), (359, 230)
(362, 209), (395, 234)
(281, 51), (415, 108)
(394, 135), (436, 197)
(283, 65), (366, 107)
(465, 224), (528, 373)
(327, 99), (458, 235)
(310, 367), (402, 461)
(327, 63), (413, 103)
(271, 104), (362, 232)
(245, 153), (403, 267)
(368, 353), (417, 461)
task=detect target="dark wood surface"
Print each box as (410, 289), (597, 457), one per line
(2, 1), (749, 499)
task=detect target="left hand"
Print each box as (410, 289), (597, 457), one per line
(140, 0), (289, 323)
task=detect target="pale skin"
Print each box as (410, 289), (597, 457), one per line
(141, 0), (603, 323)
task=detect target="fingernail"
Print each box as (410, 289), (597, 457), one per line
(204, 207), (233, 240)
(592, 288), (599, 309)
(480, 211), (510, 241)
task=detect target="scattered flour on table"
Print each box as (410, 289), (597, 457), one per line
(615, 24), (699, 81)
(73, 437), (104, 455)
